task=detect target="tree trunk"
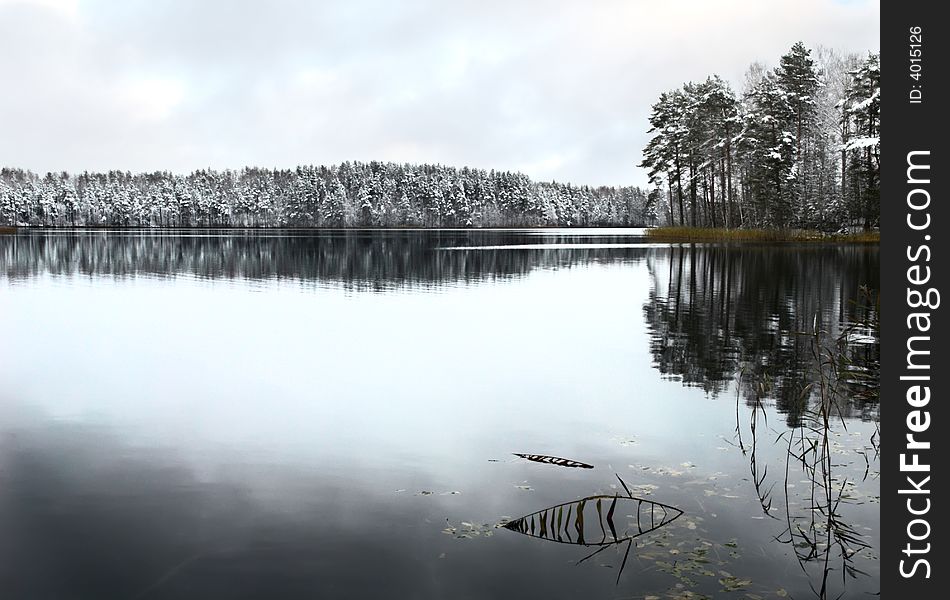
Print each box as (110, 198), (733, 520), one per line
(666, 173), (675, 226)
(719, 156), (728, 228)
(674, 147), (685, 226)
(725, 123), (734, 228)
(689, 156), (697, 227)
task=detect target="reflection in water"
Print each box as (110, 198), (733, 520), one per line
(503, 476), (683, 583)
(0, 229), (652, 290)
(0, 422), (424, 599)
(0, 231), (879, 599)
(734, 384), (878, 599)
(735, 378), (780, 521)
(779, 325), (877, 599)
(644, 244), (880, 423)
(642, 244), (881, 598)
(733, 310), (880, 599)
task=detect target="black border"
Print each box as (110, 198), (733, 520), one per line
(882, 2), (946, 595)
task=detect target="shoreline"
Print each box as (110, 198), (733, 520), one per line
(2, 224), (882, 244)
(645, 226), (880, 243)
(1, 225), (649, 232)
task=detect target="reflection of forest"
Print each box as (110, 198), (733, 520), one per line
(3, 232), (880, 424)
(644, 244), (879, 422)
(0, 230), (651, 290)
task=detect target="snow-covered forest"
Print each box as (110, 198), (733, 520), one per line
(0, 162), (653, 228)
(640, 42), (880, 231)
(1, 41), (878, 232)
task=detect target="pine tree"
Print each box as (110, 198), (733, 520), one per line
(844, 53), (880, 230)
(776, 42), (821, 225)
(640, 90), (689, 226)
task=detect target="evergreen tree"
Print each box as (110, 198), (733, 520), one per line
(639, 42), (878, 232)
(843, 53), (880, 230)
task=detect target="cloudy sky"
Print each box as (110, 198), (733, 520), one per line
(0, 0), (879, 187)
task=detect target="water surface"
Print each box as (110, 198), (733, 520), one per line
(0, 229), (880, 599)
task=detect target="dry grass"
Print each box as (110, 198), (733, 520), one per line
(646, 226), (879, 243)
(0, 226), (17, 234)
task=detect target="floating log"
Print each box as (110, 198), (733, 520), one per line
(513, 453), (594, 469)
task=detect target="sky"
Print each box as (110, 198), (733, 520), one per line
(0, 0), (879, 187)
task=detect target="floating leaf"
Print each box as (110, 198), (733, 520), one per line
(628, 483), (659, 496)
(719, 574), (753, 592)
(443, 519), (497, 540)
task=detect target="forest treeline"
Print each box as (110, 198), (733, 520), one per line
(0, 162), (653, 228)
(1, 41), (878, 231)
(640, 42), (880, 231)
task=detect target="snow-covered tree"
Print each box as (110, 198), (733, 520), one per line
(639, 41), (878, 231)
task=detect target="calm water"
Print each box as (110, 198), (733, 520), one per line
(0, 230), (879, 599)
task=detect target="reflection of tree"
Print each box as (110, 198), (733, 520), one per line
(0, 230), (650, 291)
(643, 244), (879, 422)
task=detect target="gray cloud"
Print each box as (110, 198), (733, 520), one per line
(0, 0), (879, 186)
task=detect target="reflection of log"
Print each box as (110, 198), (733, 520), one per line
(513, 453), (594, 469)
(502, 478), (684, 585)
(503, 494), (682, 546)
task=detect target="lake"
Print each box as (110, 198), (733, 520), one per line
(0, 229), (880, 599)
